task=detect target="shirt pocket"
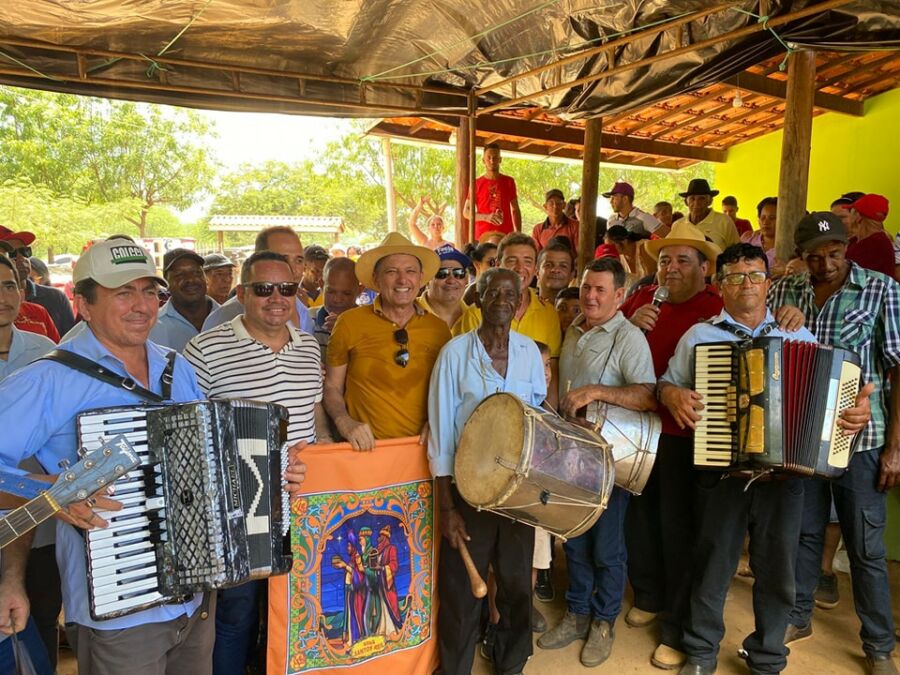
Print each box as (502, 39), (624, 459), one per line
(838, 309), (875, 349)
(509, 380), (535, 402)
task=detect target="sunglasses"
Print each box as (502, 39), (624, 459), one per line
(435, 268), (467, 280)
(242, 281), (299, 297)
(8, 246), (32, 259)
(394, 328), (410, 368)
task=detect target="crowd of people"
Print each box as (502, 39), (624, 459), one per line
(0, 142), (898, 675)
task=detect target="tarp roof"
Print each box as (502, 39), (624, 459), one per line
(0, 1), (898, 121)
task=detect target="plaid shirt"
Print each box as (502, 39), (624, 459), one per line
(768, 263), (900, 452)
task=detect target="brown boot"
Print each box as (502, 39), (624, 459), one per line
(580, 620), (614, 667)
(537, 611), (590, 650)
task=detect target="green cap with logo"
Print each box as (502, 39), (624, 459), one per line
(73, 240), (168, 288)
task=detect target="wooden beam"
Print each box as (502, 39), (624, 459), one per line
(675, 98), (783, 144)
(817, 53), (898, 90)
(455, 118), (471, 248)
(843, 66), (900, 96)
(725, 71), (863, 115)
(468, 95), (477, 243)
(650, 98), (741, 140)
(381, 137), (398, 232)
(776, 51), (816, 262)
(580, 118), (602, 273)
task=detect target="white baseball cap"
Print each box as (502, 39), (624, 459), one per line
(73, 240), (168, 289)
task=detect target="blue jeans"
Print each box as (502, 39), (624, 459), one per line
(0, 617), (53, 675)
(563, 486), (630, 622)
(790, 449), (896, 657)
(213, 580), (262, 675)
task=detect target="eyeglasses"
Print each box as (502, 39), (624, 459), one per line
(394, 328), (410, 368)
(242, 281), (299, 297)
(435, 268), (467, 280)
(719, 271), (769, 286)
(7, 246), (32, 259)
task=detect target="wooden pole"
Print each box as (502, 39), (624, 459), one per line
(467, 92), (478, 244)
(381, 137), (398, 232)
(455, 118), (471, 248)
(217, 230), (224, 252)
(579, 117), (603, 273)
(775, 50), (816, 262)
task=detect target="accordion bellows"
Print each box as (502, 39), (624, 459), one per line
(78, 400), (292, 621)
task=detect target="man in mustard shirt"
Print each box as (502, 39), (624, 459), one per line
(670, 179), (740, 251)
(325, 232), (451, 449)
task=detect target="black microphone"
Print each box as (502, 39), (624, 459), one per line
(643, 286), (669, 333)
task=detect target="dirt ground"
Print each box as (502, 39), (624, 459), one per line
(58, 559), (900, 674)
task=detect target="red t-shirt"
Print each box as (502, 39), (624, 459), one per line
(620, 284), (722, 436)
(847, 231), (895, 279)
(469, 174), (518, 239)
(16, 301), (60, 343)
(733, 218), (753, 237)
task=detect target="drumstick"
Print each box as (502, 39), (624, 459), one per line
(457, 539), (487, 598)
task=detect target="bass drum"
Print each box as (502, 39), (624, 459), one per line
(585, 402), (661, 494)
(454, 393), (614, 540)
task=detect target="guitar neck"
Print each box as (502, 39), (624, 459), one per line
(0, 493), (60, 550)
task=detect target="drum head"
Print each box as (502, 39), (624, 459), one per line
(455, 393), (525, 508)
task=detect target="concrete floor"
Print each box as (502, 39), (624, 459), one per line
(58, 559), (900, 674)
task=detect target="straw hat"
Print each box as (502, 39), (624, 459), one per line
(355, 232), (440, 289)
(644, 221), (722, 274)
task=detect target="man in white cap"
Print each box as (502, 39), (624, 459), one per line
(324, 232), (451, 450)
(0, 240), (309, 674)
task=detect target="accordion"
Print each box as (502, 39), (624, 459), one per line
(77, 400), (292, 621)
(693, 337), (862, 478)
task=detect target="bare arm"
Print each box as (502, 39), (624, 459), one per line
(658, 381), (704, 430)
(511, 198), (522, 232)
(408, 197), (428, 246)
(878, 365), (900, 491)
(546, 358), (560, 410)
(560, 383), (656, 417)
(0, 530), (32, 634)
(324, 363), (375, 450)
(463, 197), (496, 222)
(313, 402), (334, 444)
(436, 475), (468, 548)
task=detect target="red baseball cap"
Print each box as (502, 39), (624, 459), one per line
(850, 194), (889, 222)
(0, 225), (36, 248)
(602, 182), (635, 199)
(594, 243), (620, 259)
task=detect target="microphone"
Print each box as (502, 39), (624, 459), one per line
(643, 286), (669, 333)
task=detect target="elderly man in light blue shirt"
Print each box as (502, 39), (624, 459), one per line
(428, 267), (546, 675)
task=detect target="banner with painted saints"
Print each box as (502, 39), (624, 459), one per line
(268, 437), (438, 674)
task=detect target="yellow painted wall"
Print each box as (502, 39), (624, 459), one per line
(714, 87), (900, 235)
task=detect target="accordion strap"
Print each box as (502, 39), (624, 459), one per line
(40, 349), (176, 403)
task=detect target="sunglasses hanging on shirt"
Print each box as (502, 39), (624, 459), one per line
(394, 328), (410, 368)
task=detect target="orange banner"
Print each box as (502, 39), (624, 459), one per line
(267, 437), (439, 674)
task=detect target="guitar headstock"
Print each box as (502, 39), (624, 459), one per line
(49, 435), (140, 507)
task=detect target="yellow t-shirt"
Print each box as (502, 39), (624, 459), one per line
(327, 298), (452, 439)
(452, 287), (562, 357)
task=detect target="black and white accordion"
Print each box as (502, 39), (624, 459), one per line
(76, 400), (292, 621)
(692, 337), (862, 478)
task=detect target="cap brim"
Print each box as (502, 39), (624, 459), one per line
(678, 190), (720, 198)
(1, 231), (36, 247)
(797, 234), (848, 252)
(164, 252), (205, 273)
(356, 244), (440, 289)
(203, 262), (235, 270)
(644, 237), (722, 275)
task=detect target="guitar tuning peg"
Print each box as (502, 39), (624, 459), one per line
(58, 459), (71, 470)
(76, 446), (88, 459)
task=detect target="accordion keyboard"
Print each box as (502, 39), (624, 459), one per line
(693, 344), (737, 468)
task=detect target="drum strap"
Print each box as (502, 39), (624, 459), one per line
(39, 349), (177, 403)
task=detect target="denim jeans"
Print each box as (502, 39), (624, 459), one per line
(683, 475), (803, 674)
(563, 486), (629, 622)
(790, 449), (895, 657)
(0, 617), (53, 675)
(213, 580), (262, 675)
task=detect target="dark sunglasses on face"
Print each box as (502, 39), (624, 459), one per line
(242, 281), (299, 297)
(435, 268), (467, 280)
(394, 328), (410, 368)
(8, 246), (32, 259)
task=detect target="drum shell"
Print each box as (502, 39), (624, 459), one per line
(454, 393), (615, 540)
(586, 403), (661, 495)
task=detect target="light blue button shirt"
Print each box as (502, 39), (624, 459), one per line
(661, 309), (817, 389)
(0, 326), (205, 630)
(427, 330), (547, 478)
(149, 297), (219, 353)
(202, 295), (313, 334)
(0, 327), (54, 382)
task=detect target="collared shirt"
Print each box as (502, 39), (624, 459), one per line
(327, 296), (451, 440)
(768, 263), (900, 451)
(417, 292), (467, 325)
(427, 330), (546, 477)
(531, 216), (580, 251)
(672, 210), (740, 251)
(559, 312), (656, 397)
(201, 294), (313, 334)
(740, 231), (776, 271)
(149, 297), (219, 353)
(25, 279), (75, 337)
(453, 288), (562, 357)
(184, 316), (322, 445)
(608, 207), (660, 236)
(662, 309), (816, 390)
(0, 326), (204, 630)
(0, 326), (54, 382)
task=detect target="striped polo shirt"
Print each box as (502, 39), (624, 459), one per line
(184, 315), (323, 445)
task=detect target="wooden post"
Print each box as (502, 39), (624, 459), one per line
(381, 137), (398, 232)
(579, 117), (603, 273)
(217, 230), (224, 252)
(455, 118), (471, 248)
(467, 111), (477, 243)
(775, 50), (816, 262)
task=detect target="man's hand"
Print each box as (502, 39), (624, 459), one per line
(418, 421), (430, 447)
(878, 445), (900, 492)
(442, 508), (470, 550)
(489, 210), (503, 225)
(324, 312), (339, 332)
(335, 415), (375, 451)
(560, 386), (599, 418)
(56, 486), (122, 530)
(628, 303), (660, 333)
(0, 578), (28, 636)
(659, 384), (704, 431)
(284, 440), (309, 497)
(775, 305), (805, 333)
(838, 382), (875, 436)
